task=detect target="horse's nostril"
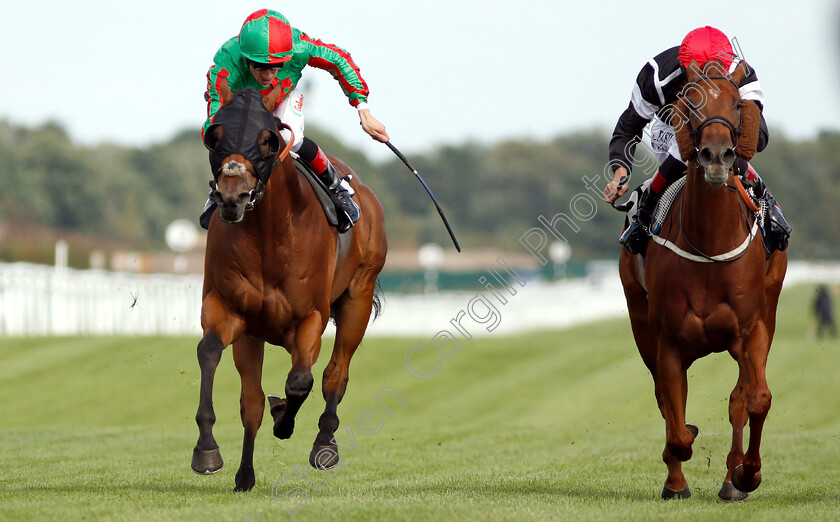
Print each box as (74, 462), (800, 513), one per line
(698, 147), (713, 166)
(722, 148), (736, 166)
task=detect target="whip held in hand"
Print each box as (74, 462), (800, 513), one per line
(385, 141), (462, 252)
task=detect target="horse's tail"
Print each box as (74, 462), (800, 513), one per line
(371, 278), (384, 321)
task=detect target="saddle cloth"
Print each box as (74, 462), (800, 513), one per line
(623, 177), (767, 236)
(294, 156), (340, 227)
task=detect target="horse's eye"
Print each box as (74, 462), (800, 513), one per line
(736, 101), (743, 110)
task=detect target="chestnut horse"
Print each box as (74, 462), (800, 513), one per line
(619, 62), (787, 501)
(190, 88), (387, 491)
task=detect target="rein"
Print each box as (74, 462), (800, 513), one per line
(651, 188), (759, 263)
(652, 74), (759, 263)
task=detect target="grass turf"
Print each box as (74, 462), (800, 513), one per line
(0, 284), (838, 520)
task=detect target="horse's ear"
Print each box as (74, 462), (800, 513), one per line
(683, 60), (701, 83)
(672, 97), (696, 162)
(737, 100), (761, 161)
(218, 77), (234, 105)
(204, 124), (223, 151)
(728, 60), (748, 86)
(259, 129), (280, 158)
(262, 83), (285, 112)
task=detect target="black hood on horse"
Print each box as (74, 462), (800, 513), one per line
(204, 87), (280, 184)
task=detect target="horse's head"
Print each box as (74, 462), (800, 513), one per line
(203, 88), (281, 224)
(673, 61), (762, 186)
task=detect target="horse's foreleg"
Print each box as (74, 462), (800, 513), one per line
(732, 323), (772, 494)
(273, 311), (324, 440)
(310, 286), (375, 469)
(192, 332), (227, 474)
(657, 376), (697, 500)
(657, 344), (694, 464)
(192, 297), (245, 475)
(232, 336), (265, 492)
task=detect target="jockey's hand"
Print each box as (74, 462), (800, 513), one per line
(359, 109), (390, 143)
(604, 167), (630, 203)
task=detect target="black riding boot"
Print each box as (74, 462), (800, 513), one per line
(318, 161), (360, 233)
(619, 187), (662, 255)
(199, 197), (216, 230)
(741, 174), (791, 252)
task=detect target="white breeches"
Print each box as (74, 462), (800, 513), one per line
(273, 86), (306, 152)
(649, 119), (683, 164)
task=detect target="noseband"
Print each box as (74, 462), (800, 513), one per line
(687, 75), (744, 154)
(210, 163), (264, 211)
(209, 123), (296, 212)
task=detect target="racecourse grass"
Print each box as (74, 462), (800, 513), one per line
(1, 284), (838, 521)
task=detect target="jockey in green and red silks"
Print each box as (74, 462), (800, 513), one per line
(201, 9), (390, 232)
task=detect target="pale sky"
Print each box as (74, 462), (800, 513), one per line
(3, 0), (838, 160)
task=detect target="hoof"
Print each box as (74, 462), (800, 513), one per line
(310, 444), (340, 470)
(732, 464), (762, 493)
(274, 419), (295, 439)
(269, 395), (294, 439)
(718, 481), (748, 502)
(191, 447), (223, 475)
(661, 485), (691, 500)
(686, 423), (699, 438)
(234, 467), (256, 492)
(267, 395), (287, 423)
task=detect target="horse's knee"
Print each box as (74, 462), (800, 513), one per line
(665, 428), (694, 462)
(747, 389), (772, 417)
(197, 333), (225, 367)
(286, 369), (314, 398)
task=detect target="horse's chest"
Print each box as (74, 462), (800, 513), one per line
(668, 297), (759, 351)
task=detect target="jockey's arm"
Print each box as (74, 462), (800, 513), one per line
(604, 167), (629, 203)
(358, 105), (390, 143)
(604, 103), (650, 203)
(301, 33), (389, 143)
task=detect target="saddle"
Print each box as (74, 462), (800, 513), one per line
(293, 156), (342, 228)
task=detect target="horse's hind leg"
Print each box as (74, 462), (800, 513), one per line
(232, 336), (265, 492)
(720, 371), (749, 502)
(731, 323), (772, 494)
(272, 311), (324, 440)
(310, 275), (378, 469)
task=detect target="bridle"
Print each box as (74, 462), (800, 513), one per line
(686, 75), (744, 156)
(655, 74), (759, 263)
(209, 123), (296, 212)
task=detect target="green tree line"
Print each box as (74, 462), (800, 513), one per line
(1, 119), (838, 263)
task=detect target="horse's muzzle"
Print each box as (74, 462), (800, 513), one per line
(216, 196), (251, 224)
(698, 145), (736, 187)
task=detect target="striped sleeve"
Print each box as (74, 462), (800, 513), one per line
(204, 64), (230, 135)
(300, 33), (369, 106)
(203, 42), (243, 136)
(609, 62), (662, 173)
(731, 59), (764, 110)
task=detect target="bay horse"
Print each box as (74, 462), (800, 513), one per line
(190, 87), (387, 492)
(618, 61), (787, 501)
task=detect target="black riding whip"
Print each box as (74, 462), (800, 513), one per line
(385, 141), (461, 252)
